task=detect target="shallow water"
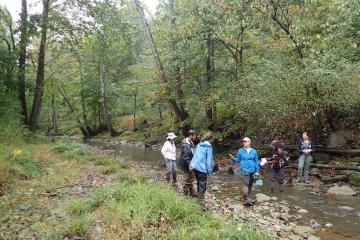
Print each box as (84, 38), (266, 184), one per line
(87, 139), (360, 240)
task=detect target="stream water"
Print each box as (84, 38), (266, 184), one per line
(87, 139), (360, 240)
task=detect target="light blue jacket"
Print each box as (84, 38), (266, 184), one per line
(190, 141), (214, 175)
(233, 147), (260, 174)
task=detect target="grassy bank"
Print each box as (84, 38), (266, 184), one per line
(0, 128), (271, 239)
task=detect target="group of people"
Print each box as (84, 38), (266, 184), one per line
(161, 130), (314, 203)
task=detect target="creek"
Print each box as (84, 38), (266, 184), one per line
(87, 139), (360, 240)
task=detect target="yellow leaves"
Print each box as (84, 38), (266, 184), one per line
(12, 148), (22, 160)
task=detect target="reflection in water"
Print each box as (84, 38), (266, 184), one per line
(87, 139), (360, 240)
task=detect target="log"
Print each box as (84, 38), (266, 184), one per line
(321, 175), (349, 184)
(286, 163), (360, 172)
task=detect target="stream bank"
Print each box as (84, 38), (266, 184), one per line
(87, 138), (360, 240)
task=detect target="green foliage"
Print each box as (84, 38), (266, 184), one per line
(68, 214), (94, 236)
(51, 139), (87, 159)
(348, 172), (360, 187)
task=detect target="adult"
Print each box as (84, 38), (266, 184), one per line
(180, 129), (197, 196)
(190, 131), (214, 199)
(262, 140), (286, 193)
(161, 132), (177, 183)
(232, 137), (260, 202)
(297, 132), (314, 183)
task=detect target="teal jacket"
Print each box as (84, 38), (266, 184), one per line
(190, 141), (214, 175)
(233, 147), (260, 174)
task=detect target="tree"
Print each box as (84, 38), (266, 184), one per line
(29, 0), (51, 131)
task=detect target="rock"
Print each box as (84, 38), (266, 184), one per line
(120, 140), (128, 144)
(338, 206), (355, 211)
(18, 204), (32, 211)
(325, 223), (333, 228)
(327, 185), (357, 196)
(280, 205), (290, 213)
(310, 219), (321, 229)
(297, 209), (308, 214)
(255, 193), (271, 203)
(294, 225), (314, 236)
(271, 196), (278, 201)
(288, 234), (301, 240)
(211, 185), (219, 191)
(308, 236), (321, 240)
(326, 130), (352, 148)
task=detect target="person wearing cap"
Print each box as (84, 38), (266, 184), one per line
(180, 129), (197, 196)
(261, 140), (286, 193)
(231, 137), (260, 202)
(190, 131), (214, 199)
(161, 132), (177, 183)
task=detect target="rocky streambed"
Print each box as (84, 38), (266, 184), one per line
(87, 138), (360, 240)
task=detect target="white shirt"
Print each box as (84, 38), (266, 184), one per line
(161, 140), (176, 160)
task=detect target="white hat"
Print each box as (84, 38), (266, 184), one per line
(167, 132), (177, 140)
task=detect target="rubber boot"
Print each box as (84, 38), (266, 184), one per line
(172, 172), (177, 184)
(165, 172), (171, 183)
(270, 182), (274, 193)
(189, 186), (196, 197)
(280, 183), (284, 192)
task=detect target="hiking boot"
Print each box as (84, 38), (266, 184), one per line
(165, 173), (171, 183)
(280, 184), (284, 192)
(172, 172), (177, 184)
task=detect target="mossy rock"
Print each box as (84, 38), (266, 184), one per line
(348, 172), (360, 187)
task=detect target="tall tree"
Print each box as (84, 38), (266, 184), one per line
(29, 0), (50, 131)
(18, 0), (28, 125)
(134, 0), (188, 122)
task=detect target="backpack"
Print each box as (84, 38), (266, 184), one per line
(282, 150), (290, 166)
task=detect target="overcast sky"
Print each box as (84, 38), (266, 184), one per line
(0, 0), (159, 21)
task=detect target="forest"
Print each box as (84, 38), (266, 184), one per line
(1, 0), (359, 144)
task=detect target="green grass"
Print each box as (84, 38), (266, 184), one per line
(1, 134), (271, 240)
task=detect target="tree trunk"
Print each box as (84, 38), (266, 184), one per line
(78, 60), (88, 125)
(134, 0), (187, 122)
(205, 31), (216, 129)
(58, 88), (90, 138)
(29, 0), (50, 131)
(49, 94), (57, 135)
(133, 91), (137, 130)
(18, 0), (28, 125)
(99, 64), (116, 136)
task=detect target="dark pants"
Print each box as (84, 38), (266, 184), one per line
(240, 171), (254, 199)
(183, 170), (195, 196)
(194, 169), (207, 198)
(270, 168), (284, 192)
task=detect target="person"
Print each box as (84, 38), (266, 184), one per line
(161, 132), (177, 183)
(232, 137), (260, 203)
(180, 129), (197, 196)
(190, 131), (214, 199)
(261, 140), (286, 193)
(297, 132), (315, 183)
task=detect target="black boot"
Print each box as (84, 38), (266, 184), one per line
(172, 172), (177, 184)
(166, 172), (171, 183)
(280, 183), (284, 192)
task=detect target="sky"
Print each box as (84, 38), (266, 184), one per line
(0, 0), (159, 21)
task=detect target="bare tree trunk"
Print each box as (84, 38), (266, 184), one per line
(29, 0), (50, 131)
(99, 64), (116, 136)
(49, 94), (57, 135)
(18, 0), (28, 125)
(134, 0), (188, 122)
(205, 31), (216, 129)
(78, 60), (88, 125)
(133, 91), (137, 130)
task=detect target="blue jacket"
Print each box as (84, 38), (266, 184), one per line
(233, 147), (260, 173)
(190, 141), (214, 175)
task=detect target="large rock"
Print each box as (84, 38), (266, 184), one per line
(255, 193), (271, 203)
(326, 130), (353, 147)
(327, 185), (357, 196)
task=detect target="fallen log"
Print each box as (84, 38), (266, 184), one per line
(286, 163), (360, 172)
(321, 175), (349, 184)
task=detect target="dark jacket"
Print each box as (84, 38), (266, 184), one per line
(297, 138), (315, 156)
(268, 147), (286, 169)
(180, 138), (195, 172)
